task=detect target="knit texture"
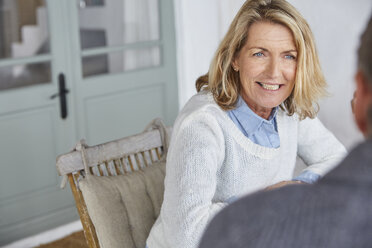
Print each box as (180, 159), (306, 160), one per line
(147, 91), (346, 248)
(199, 140), (372, 248)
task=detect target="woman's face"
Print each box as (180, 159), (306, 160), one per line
(233, 21), (297, 118)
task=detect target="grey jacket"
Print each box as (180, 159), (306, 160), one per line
(199, 140), (372, 248)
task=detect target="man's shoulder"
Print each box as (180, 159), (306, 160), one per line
(321, 139), (372, 185)
(229, 185), (311, 215)
(206, 185), (311, 231)
(199, 185), (311, 248)
(200, 181), (372, 248)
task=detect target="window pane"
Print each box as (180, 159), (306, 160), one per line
(0, 0), (49, 59)
(0, 61), (51, 90)
(82, 46), (161, 78)
(79, 0), (105, 8)
(78, 0), (160, 49)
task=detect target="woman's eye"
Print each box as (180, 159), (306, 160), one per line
(253, 52), (264, 57)
(285, 55), (296, 60)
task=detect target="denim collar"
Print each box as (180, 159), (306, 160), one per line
(232, 96), (278, 135)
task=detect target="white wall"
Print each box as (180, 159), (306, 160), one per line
(174, 0), (219, 108)
(174, 0), (243, 109)
(287, 0), (372, 149)
(175, 0), (372, 150)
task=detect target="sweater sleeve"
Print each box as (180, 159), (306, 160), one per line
(161, 112), (227, 248)
(297, 117), (347, 176)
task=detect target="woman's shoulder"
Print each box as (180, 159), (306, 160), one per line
(173, 91), (227, 132)
(179, 91), (223, 118)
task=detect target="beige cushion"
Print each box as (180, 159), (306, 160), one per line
(79, 162), (165, 248)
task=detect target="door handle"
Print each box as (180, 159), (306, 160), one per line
(50, 73), (69, 119)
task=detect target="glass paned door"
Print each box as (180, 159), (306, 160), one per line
(0, 0), (178, 245)
(0, 0), (51, 90)
(78, 0), (159, 48)
(0, 0), (50, 59)
(69, 0), (179, 146)
(78, 0), (162, 77)
(0, 0), (78, 245)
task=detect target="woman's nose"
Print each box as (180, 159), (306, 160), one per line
(266, 58), (280, 78)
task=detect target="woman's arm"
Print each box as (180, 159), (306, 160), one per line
(297, 117), (347, 176)
(161, 112), (227, 248)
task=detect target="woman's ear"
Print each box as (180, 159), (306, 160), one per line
(231, 59), (239, 72)
(354, 70), (372, 136)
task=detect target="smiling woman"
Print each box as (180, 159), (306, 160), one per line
(198, 1), (327, 120)
(146, 1), (347, 248)
(232, 21), (297, 119)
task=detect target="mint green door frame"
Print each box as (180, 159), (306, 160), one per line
(65, 0), (179, 146)
(0, 1), (79, 245)
(0, 0), (178, 245)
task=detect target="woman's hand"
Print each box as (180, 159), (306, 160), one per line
(264, 180), (304, 191)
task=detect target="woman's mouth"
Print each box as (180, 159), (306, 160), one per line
(256, 81), (282, 91)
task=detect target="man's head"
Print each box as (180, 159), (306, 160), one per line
(355, 15), (372, 139)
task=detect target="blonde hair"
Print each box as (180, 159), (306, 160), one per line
(196, 0), (327, 119)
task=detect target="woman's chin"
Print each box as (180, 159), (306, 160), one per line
(257, 99), (284, 109)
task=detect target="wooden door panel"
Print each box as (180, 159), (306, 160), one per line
(85, 83), (166, 145)
(72, 0), (179, 148)
(0, 107), (58, 199)
(0, 1), (78, 245)
(0, 106), (77, 244)
(0, 188), (74, 230)
(0, 202), (79, 245)
(0, 0), (178, 245)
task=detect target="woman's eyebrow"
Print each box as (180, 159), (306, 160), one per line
(248, 47), (297, 53)
(248, 47), (268, 51)
(283, 49), (297, 53)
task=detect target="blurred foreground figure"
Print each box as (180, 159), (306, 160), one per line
(199, 14), (372, 248)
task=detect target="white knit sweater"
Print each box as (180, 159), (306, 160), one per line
(147, 91), (346, 248)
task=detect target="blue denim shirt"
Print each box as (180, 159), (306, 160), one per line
(227, 97), (280, 148)
(227, 96), (320, 184)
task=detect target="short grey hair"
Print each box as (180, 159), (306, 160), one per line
(358, 15), (372, 86)
(358, 14), (372, 137)
(368, 106), (372, 138)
